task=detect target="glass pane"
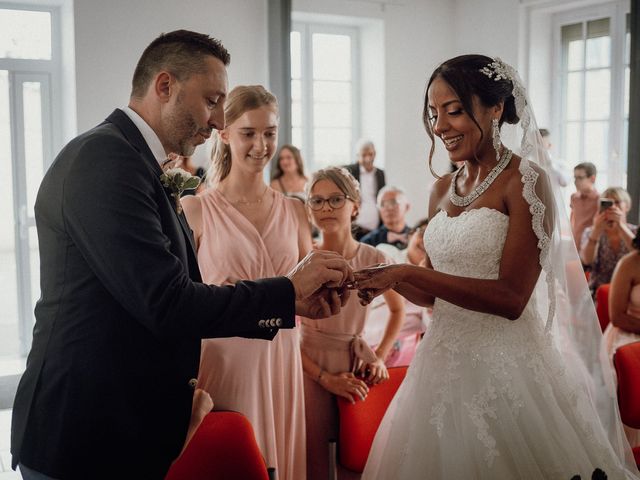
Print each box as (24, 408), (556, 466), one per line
(586, 19), (609, 69)
(583, 121), (608, 169)
(314, 102), (351, 128)
(622, 119), (628, 188)
(313, 128), (351, 168)
(566, 72), (583, 121)
(312, 33), (351, 81)
(0, 70), (19, 356)
(625, 67), (630, 118)
(562, 23), (583, 70)
(313, 80), (351, 103)
(0, 9), (52, 60)
(584, 69), (610, 120)
(291, 100), (302, 127)
(291, 79), (301, 102)
(292, 127), (302, 152)
(290, 30), (301, 79)
(565, 122), (581, 166)
(23, 82), (44, 217)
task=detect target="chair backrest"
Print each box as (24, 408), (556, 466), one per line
(596, 283), (611, 332)
(613, 341), (640, 429)
(336, 366), (408, 473)
(165, 411), (269, 480)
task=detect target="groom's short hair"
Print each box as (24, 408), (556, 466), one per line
(131, 29), (231, 99)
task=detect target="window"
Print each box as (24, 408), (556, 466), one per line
(0, 4), (62, 360)
(291, 22), (359, 171)
(556, 2), (629, 191)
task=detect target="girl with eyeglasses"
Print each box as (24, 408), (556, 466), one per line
(300, 166), (404, 480)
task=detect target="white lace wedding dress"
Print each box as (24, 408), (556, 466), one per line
(362, 207), (635, 480)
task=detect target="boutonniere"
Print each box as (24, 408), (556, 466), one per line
(160, 167), (201, 214)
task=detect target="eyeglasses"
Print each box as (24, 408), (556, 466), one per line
(574, 175), (588, 180)
(307, 194), (352, 211)
(380, 199), (401, 209)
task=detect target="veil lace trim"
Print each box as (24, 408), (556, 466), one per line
(519, 161), (556, 332)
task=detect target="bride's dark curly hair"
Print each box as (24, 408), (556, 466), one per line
(423, 54), (519, 178)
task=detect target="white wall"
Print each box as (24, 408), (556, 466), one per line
(293, 0), (456, 223)
(73, 0), (270, 164)
(69, 0), (565, 223)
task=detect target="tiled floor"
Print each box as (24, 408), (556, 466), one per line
(0, 410), (19, 478)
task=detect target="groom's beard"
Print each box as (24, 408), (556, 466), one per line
(166, 94), (208, 156)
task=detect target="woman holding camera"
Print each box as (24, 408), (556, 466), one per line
(580, 186), (637, 296)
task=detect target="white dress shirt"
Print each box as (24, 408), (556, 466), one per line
(356, 165), (380, 231)
(122, 106), (167, 166)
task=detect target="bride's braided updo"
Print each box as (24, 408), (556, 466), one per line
(424, 54), (519, 177)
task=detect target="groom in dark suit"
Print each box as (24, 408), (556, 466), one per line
(11, 30), (351, 480)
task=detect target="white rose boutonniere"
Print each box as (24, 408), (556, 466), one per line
(160, 167), (201, 214)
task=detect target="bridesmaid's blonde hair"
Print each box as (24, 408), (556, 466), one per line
(208, 85), (278, 185)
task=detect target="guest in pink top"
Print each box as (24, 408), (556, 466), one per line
(603, 228), (640, 447)
(570, 162), (599, 250)
(182, 85), (312, 480)
(300, 167), (404, 480)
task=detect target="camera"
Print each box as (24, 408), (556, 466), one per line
(599, 198), (614, 212)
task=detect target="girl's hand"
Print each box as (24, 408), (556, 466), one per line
(357, 357), (389, 385)
(319, 371), (369, 404)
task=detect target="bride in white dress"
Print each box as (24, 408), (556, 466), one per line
(354, 55), (640, 479)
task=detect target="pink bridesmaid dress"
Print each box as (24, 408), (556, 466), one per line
(196, 189), (306, 480)
(300, 244), (389, 480)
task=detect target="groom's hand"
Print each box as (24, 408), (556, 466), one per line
(295, 286), (350, 319)
(287, 250), (353, 301)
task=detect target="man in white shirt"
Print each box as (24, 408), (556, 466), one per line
(344, 139), (386, 239)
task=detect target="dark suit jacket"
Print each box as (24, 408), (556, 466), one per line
(11, 109), (296, 479)
(343, 163), (386, 196)
(343, 163), (386, 235)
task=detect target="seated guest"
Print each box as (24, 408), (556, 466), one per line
(344, 139), (386, 239)
(603, 227), (640, 447)
(361, 186), (411, 249)
(580, 187), (637, 296)
(270, 144), (308, 201)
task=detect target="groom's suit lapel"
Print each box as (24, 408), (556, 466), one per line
(105, 109), (201, 281)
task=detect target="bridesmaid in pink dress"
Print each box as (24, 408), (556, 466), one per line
(181, 85), (312, 480)
(300, 167), (404, 480)
(603, 228), (640, 447)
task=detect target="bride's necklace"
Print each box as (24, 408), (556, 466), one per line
(226, 185), (269, 206)
(449, 148), (512, 207)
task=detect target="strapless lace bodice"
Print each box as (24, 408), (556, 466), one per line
(425, 208), (508, 279)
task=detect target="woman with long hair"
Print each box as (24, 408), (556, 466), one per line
(181, 85), (312, 480)
(270, 144), (308, 200)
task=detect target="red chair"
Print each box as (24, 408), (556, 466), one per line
(165, 411), (270, 480)
(335, 366), (408, 473)
(596, 283), (611, 332)
(613, 341), (640, 468)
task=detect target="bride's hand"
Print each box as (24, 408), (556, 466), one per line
(353, 264), (400, 305)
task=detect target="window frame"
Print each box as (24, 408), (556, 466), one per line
(1, 2), (62, 357)
(552, 0), (630, 190)
(291, 21), (361, 172)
